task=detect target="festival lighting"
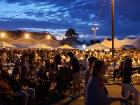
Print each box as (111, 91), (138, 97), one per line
(24, 33), (30, 39)
(0, 33), (5, 38)
(46, 35), (51, 40)
(82, 44), (86, 49)
(92, 24), (99, 44)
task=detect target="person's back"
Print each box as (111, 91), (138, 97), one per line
(68, 52), (80, 97)
(70, 56), (80, 73)
(121, 58), (139, 105)
(85, 60), (110, 105)
(122, 67), (132, 84)
(86, 77), (109, 105)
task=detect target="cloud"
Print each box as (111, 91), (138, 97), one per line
(0, 0), (139, 41)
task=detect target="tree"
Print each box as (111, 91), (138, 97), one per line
(65, 28), (79, 41)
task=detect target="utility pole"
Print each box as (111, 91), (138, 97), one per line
(111, 0), (115, 58)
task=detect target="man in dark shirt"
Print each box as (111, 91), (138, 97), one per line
(68, 52), (80, 98)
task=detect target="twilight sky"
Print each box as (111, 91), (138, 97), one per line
(0, 0), (140, 40)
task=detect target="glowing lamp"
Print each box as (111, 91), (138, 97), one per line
(1, 33), (5, 38)
(46, 35), (51, 40)
(25, 34), (30, 39)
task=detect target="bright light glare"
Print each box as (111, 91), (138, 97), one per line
(1, 33), (5, 38)
(82, 45), (86, 49)
(46, 35), (51, 40)
(25, 34), (30, 39)
(92, 27), (99, 30)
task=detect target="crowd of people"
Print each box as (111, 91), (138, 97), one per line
(0, 48), (140, 105)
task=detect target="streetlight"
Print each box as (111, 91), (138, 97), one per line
(92, 24), (99, 44)
(111, 0), (115, 58)
(82, 44), (86, 50)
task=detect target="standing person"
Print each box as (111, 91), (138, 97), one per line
(68, 52), (80, 98)
(85, 60), (120, 105)
(54, 53), (62, 71)
(85, 60), (109, 105)
(122, 58), (139, 105)
(80, 54), (89, 72)
(85, 56), (98, 86)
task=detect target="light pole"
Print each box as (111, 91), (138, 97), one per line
(111, 0), (115, 58)
(92, 24), (98, 44)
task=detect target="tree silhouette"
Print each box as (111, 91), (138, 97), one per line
(65, 28), (79, 41)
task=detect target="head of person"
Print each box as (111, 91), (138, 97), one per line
(124, 58), (133, 68)
(91, 60), (107, 77)
(88, 56), (98, 66)
(85, 54), (88, 59)
(67, 52), (74, 58)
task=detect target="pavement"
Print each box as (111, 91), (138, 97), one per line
(53, 85), (140, 105)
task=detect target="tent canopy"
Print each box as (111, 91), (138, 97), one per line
(13, 38), (38, 48)
(100, 37), (140, 49)
(29, 43), (52, 49)
(39, 38), (59, 47)
(101, 38), (122, 48)
(120, 37), (135, 45)
(57, 44), (75, 49)
(0, 38), (15, 44)
(0, 42), (16, 48)
(101, 39), (112, 48)
(14, 38), (38, 44)
(132, 38), (140, 48)
(120, 45), (136, 49)
(86, 43), (109, 50)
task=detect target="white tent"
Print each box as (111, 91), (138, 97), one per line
(114, 38), (122, 48)
(13, 38), (38, 48)
(101, 37), (140, 49)
(39, 38), (59, 47)
(120, 37), (140, 48)
(29, 43), (52, 49)
(57, 44), (75, 49)
(120, 45), (136, 49)
(0, 42), (16, 48)
(86, 43), (109, 50)
(120, 37), (135, 45)
(0, 37), (15, 44)
(101, 38), (124, 48)
(101, 38), (112, 48)
(14, 38), (38, 44)
(132, 38), (140, 48)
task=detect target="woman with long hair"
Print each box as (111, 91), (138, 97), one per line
(85, 60), (120, 105)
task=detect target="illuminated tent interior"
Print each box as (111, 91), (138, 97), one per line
(86, 43), (109, 50)
(57, 44), (75, 49)
(0, 42), (16, 48)
(101, 37), (140, 49)
(29, 43), (53, 49)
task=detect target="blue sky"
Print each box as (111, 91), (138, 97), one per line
(0, 0), (140, 40)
